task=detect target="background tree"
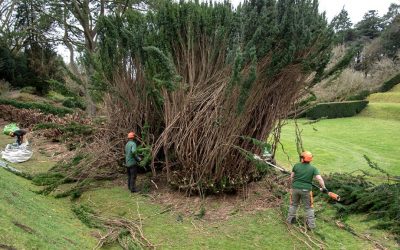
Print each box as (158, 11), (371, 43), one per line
(382, 3), (400, 27)
(355, 10), (384, 40)
(330, 7), (353, 44)
(0, 0), (63, 94)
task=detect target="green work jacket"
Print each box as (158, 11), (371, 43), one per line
(292, 162), (320, 191)
(125, 140), (137, 167)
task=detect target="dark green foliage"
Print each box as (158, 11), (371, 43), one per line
(0, 44), (64, 95)
(33, 122), (93, 137)
(0, 98), (73, 116)
(330, 7), (353, 45)
(346, 90), (370, 101)
(71, 204), (102, 229)
(322, 173), (400, 240)
(305, 100), (368, 119)
(355, 10), (384, 40)
(381, 16), (400, 59)
(47, 79), (78, 98)
(379, 73), (400, 92)
(62, 97), (86, 110)
(237, 47), (257, 113)
(32, 173), (65, 186)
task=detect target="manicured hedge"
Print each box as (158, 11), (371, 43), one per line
(305, 100), (369, 119)
(379, 73), (400, 92)
(0, 98), (73, 116)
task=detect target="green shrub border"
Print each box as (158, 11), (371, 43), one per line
(305, 100), (369, 119)
(379, 73), (400, 92)
(0, 98), (73, 116)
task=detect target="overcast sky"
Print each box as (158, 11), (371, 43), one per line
(228, 0), (399, 24)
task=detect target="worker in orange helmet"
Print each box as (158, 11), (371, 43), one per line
(287, 151), (327, 229)
(125, 131), (140, 193)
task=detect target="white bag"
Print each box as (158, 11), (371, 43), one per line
(1, 142), (33, 163)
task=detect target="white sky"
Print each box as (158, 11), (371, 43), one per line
(228, 0), (399, 24)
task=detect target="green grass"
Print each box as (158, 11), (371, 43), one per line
(360, 82), (400, 121)
(276, 83), (400, 175)
(275, 117), (400, 175)
(368, 92), (400, 103)
(79, 186), (394, 249)
(359, 103), (400, 121)
(0, 168), (97, 249)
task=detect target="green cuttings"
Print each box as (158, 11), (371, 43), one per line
(71, 204), (103, 229)
(379, 73), (400, 92)
(305, 100), (368, 119)
(136, 145), (151, 169)
(322, 173), (400, 241)
(32, 173), (66, 186)
(33, 122), (93, 136)
(0, 98), (73, 116)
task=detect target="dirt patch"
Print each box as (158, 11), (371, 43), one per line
(115, 173), (289, 221)
(12, 220), (36, 234)
(33, 137), (73, 162)
(0, 243), (17, 250)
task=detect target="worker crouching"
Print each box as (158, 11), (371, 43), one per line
(9, 129), (27, 146)
(287, 151), (327, 229)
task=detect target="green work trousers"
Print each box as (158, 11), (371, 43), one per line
(287, 188), (316, 229)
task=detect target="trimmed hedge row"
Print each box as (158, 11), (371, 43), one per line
(379, 73), (400, 92)
(0, 98), (73, 116)
(305, 100), (369, 119)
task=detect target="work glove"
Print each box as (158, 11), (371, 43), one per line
(320, 187), (328, 193)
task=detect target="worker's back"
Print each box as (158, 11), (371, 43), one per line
(125, 140), (137, 167)
(292, 163), (319, 191)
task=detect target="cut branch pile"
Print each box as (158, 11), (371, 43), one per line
(0, 104), (91, 128)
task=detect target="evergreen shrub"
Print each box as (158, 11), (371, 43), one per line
(346, 90), (370, 101)
(0, 98), (73, 116)
(47, 79), (78, 98)
(62, 97), (86, 110)
(305, 100), (368, 119)
(33, 122), (93, 137)
(379, 73), (400, 92)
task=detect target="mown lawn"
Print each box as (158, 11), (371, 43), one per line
(276, 83), (400, 175)
(275, 117), (400, 175)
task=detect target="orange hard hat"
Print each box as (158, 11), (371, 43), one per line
(127, 132), (135, 139)
(301, 151), (313, 163)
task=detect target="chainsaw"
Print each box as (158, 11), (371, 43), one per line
(253, 154), (341, 201)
